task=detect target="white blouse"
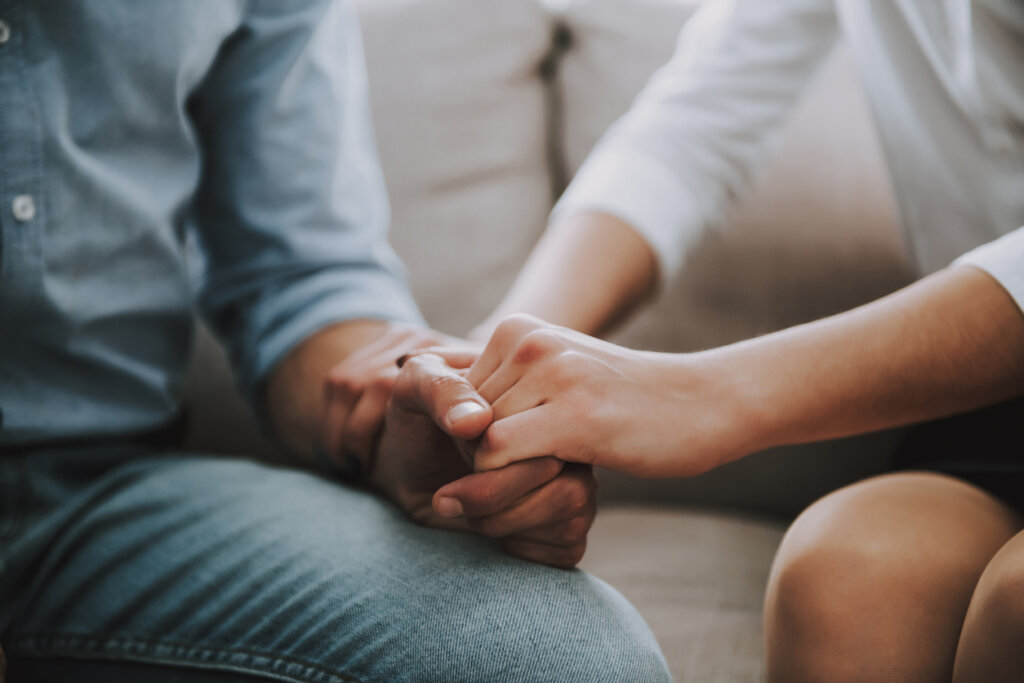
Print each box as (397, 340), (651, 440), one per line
(554, 0), (1024, 311)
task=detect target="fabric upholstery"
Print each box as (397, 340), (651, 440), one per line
(581, 506), (787, 683)
(355, 0), (556, 337)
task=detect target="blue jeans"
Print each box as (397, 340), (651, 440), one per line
(0, 447), (670, 682)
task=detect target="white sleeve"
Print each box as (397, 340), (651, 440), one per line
(553, 0), (839, 282)
(954, 227), (1024, 313)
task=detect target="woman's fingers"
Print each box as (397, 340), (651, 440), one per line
(473, 406), (575, 471)
(467, 314), (552, 388)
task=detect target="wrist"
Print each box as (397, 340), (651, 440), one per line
(660, 349), (776, 471)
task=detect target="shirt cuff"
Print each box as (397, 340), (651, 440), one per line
(954, 226), (1024, 314)
(551, 147), (707, 284)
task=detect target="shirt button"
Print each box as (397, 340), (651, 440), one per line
(0, 20), (10, 45)
(12, 194), (35, 222)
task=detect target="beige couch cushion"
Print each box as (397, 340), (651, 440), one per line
(581, 506), (787, 682)
(356, 0), (556, 337)
(549, 0), (703, 179)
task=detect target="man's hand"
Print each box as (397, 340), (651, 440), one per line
(319, 324), (462, 471)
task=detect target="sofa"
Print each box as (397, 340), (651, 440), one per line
(182, 0), (920, 679)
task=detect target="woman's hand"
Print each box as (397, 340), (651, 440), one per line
(464, 314), (753, 478)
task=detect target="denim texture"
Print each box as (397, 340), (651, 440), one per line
(0, 448), (670, 682)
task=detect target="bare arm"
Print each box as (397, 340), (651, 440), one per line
(470, 266), (1024, 477)
(470, 212), (658, 341)
(472, 1), (839, 342)
(717, 265), (1024, 455)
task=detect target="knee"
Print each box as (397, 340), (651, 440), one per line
(964, 541), (1024, 642)
(764, 474), (978, 681)
(768, 478), (926, 626)
(952, 534), (1024, 683)
(457, 570), (671, 683)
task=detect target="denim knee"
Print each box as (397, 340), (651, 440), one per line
(432, 565), (671, 682)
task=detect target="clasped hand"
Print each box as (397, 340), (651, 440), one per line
(320, 324), (595, 568)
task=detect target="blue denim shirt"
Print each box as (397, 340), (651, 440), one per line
(0, 0), (422, 444)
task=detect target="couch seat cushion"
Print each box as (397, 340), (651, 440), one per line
(580, 506), (787, 682)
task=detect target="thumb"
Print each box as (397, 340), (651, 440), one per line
(393, 352), (493, 440)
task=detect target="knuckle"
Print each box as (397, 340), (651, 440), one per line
(400, 353), (433, 374)
(465, 478), (501, 512)
(559, 516), (591, 545)
(513, 329), (562, 364)
(325, 370), (359, 396)
(558, 479), (591, 516)
(401, 355), (471, 406)
(494, 313), (543, 340)
(479, 423), (507, 454)
(369, 371), (397, 395)
(426, 371), (459, 394)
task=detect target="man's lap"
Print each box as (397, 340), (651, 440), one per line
(0, 449), (668, 682)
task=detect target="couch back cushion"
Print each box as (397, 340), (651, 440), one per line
(357, 0), (555, 337)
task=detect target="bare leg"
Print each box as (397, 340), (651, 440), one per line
(764, 472), (1021, 683)
(953, 529), (1024, 682)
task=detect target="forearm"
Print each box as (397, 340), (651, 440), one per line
(702, 265), (1024, 460)
(264, 319), (393, 461)
(470, 211), (657, 342)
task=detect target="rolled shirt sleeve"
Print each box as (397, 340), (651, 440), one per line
(186, 0), (422, 403)
(552, 0), (839, 283)
(955, 226), (1024, 314)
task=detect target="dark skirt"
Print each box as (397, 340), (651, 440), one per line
(895, 396), (1024, 510)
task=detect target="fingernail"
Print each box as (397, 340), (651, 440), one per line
(435, 497), (464, 518)
(446, 401), (486, 425)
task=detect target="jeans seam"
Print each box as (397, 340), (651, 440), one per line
(6, 633), (365, 683)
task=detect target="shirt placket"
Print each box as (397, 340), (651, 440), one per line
(0, 4), (45, 322)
